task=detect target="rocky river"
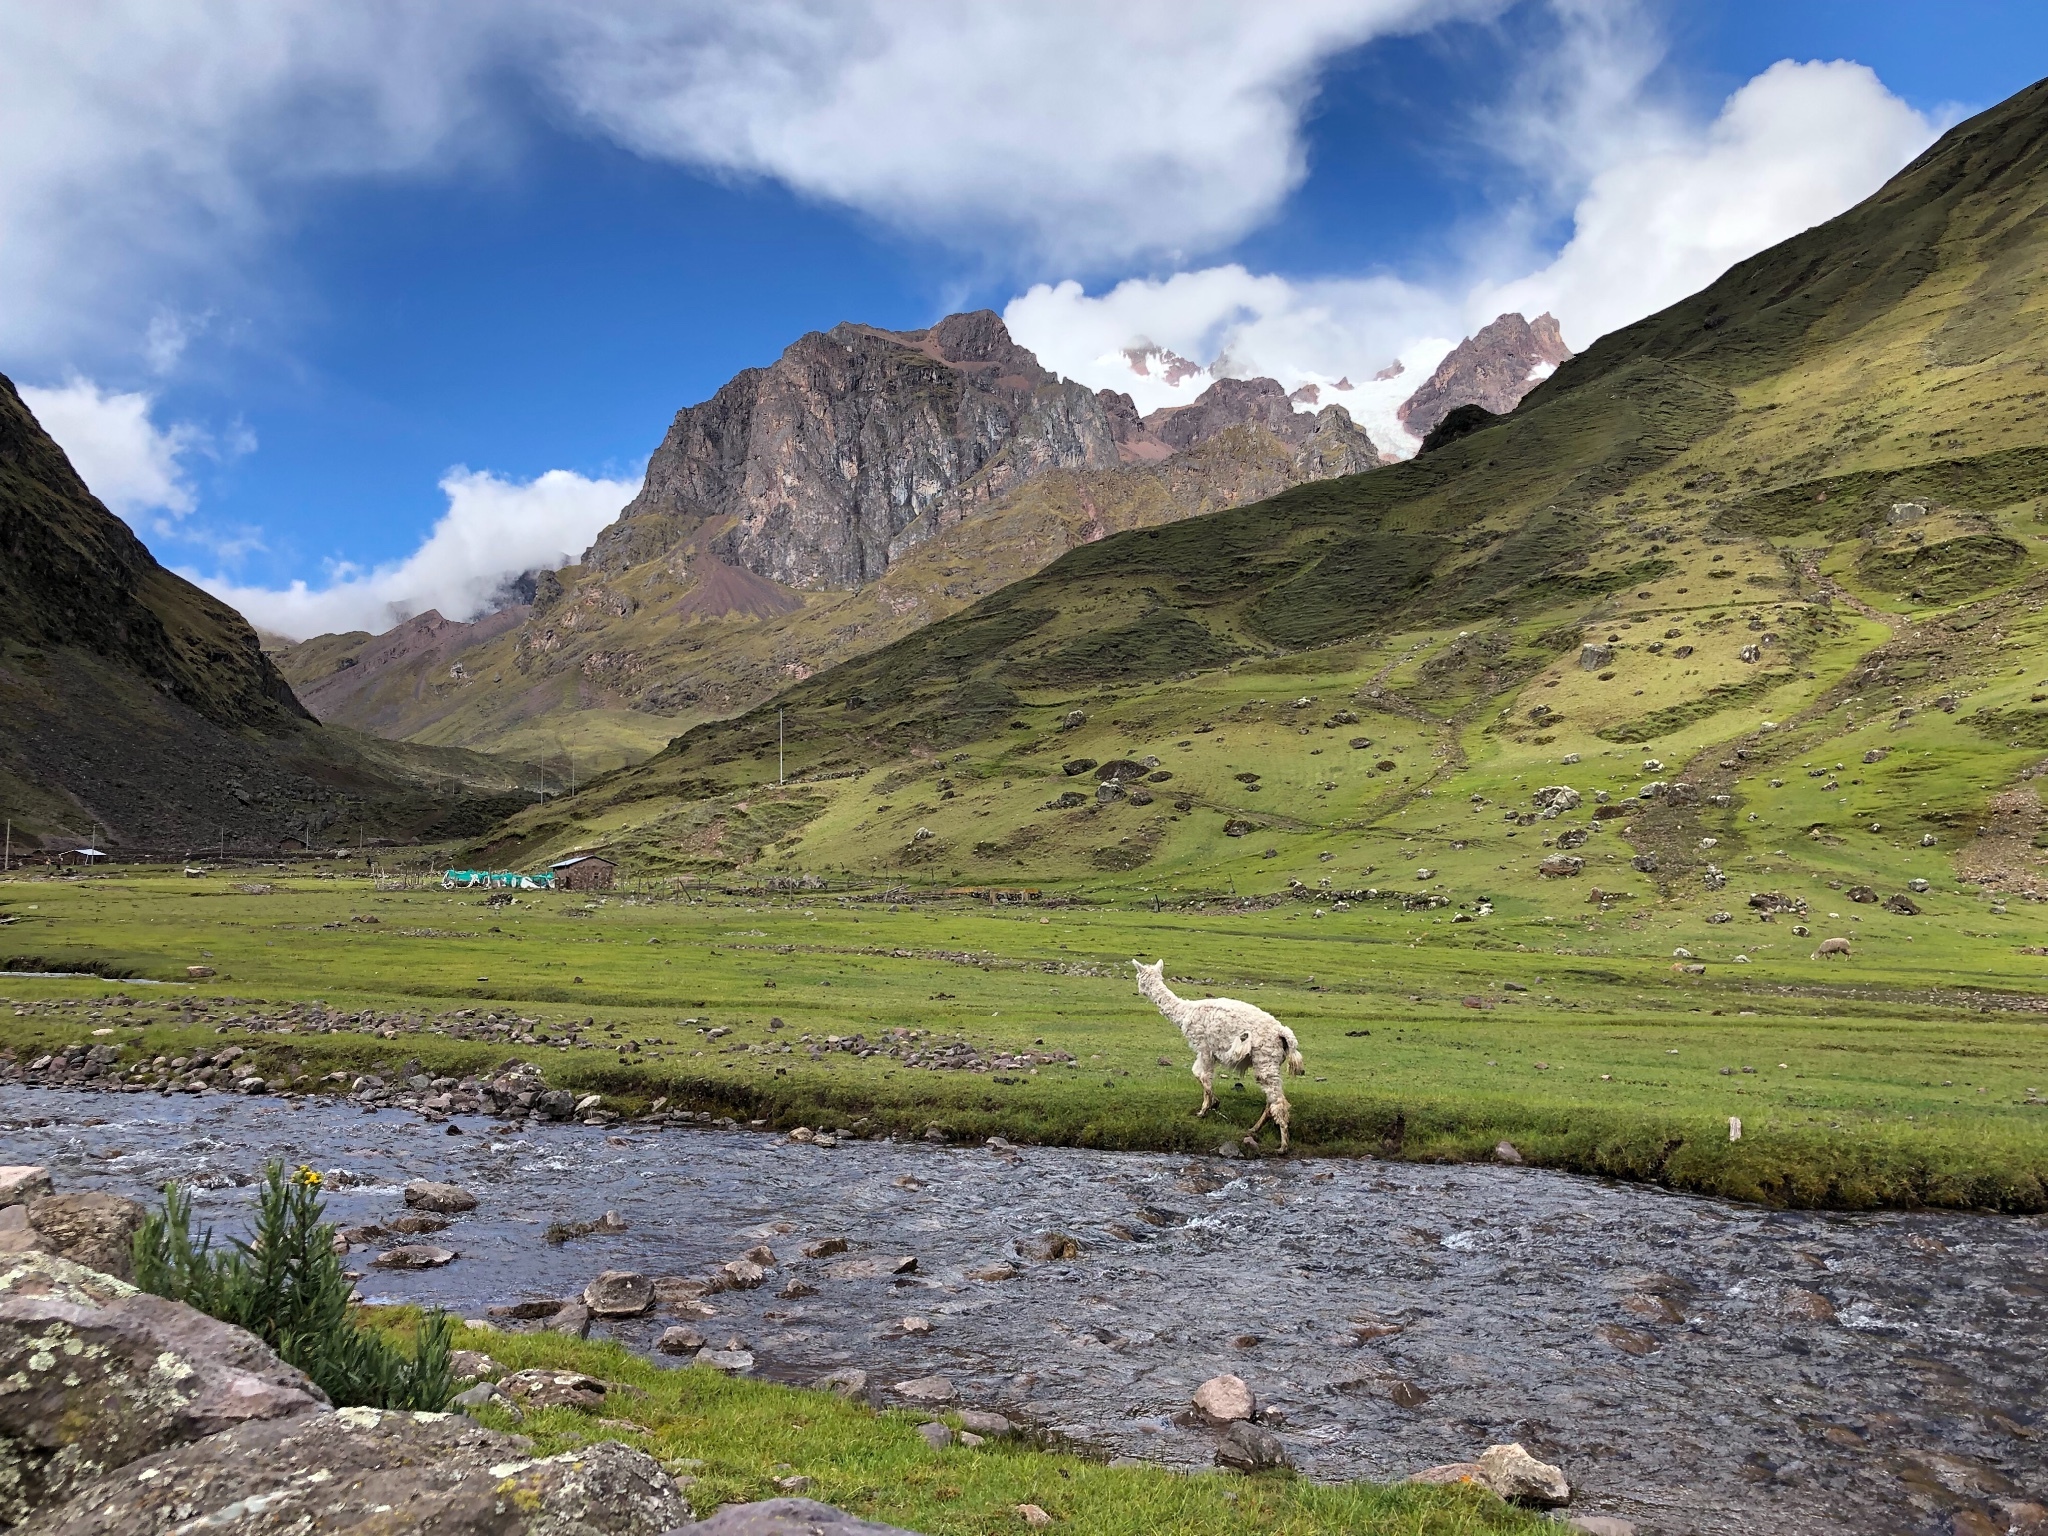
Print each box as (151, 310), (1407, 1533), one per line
(0, 1087), (2039, 1536)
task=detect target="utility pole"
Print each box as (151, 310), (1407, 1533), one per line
(779, 708), (785, 785)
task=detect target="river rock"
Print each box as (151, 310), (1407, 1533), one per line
(0, 1252), (324, 1524)
(658, 1326), (707, 1355)
(1595, 1323), (1657, 1356)
(0, 1167), (52, 1208)
(696, 1349), (754, 1373)
(956, 1410), (1014, 1439)
(1214, 1419), (1289, 1472)
(1477, 1442), (1572, 1506)
(384, 1213), (450, 1235)
(812, 1369), (869, 1400)
(915, 1421), (953, 1450)
(498, 1368), (611, 1411)
(681, 1498), (925, 1535)
(801, 1236), (850, 1259)
(402, 1180), (477, 1213)
(1192, 1374), (1255, 1424)
(585, 1270), (655, 1317)
(542, 1302), (592, 1338)
(20, 1407), (690, 1535)
(1567, 1518), (1638, 1536)
(1783, 1288), (1837, 1322)
(719, 1260), (767, 1290)
(370, 1244), (454, 1270)
(893, 1376), (956, 1405)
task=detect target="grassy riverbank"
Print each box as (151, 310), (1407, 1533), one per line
(8, 868), (2048, 1210)
(384, 1317), (1550, 1535)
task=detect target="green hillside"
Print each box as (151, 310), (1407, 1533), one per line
(477, 77), (2048, 922)
(0, 374), (545, 854)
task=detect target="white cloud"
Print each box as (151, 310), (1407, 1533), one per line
(1009, 55), (1935, 457)
(18, 378), (200, 519)
(1007, 268), (1461, 454)
(1477, 60), (1936, 343)
(541, 1), (1494, 270)
(192, 466), (637, 640)
(0, 0), (1495, 370)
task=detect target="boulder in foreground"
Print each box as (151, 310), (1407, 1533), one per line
(20, 1408), (690, 1535)
(0, 1253), (323, 1524)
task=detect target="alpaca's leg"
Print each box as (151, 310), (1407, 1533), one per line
(1247, 1054), (1287, 1149)
(1192, 1053), (1217, 1116)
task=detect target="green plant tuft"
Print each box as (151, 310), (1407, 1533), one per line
(133, 1162), (454, 1411)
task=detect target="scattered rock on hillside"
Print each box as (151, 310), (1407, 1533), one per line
(403, 1180), (477, 1213)
(0, 1252), (324, 1524)
(24, 1409), (689, 1536)
(498, 1369), (613, 1412)
(448, 1350), (501, 1382)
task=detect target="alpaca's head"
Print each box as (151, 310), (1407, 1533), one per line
(1131, 958), (1165, 986)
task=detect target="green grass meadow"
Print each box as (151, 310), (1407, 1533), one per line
(8, 867), (2048, 1210)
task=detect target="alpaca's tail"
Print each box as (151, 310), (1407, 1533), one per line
(1283, 1028), (1305, 1077)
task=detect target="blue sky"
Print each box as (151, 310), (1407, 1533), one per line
(3, 2), (2041, 638)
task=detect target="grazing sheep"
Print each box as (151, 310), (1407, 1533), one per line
(1132, 959), (1305, 1151)
(1812, 937), (1852, 959)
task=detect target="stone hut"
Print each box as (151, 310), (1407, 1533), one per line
(549, 854), (616, 892)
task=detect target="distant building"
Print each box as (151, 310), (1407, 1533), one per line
(549, 854), (616, 892)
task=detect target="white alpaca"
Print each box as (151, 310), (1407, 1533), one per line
(1133, 959), (1305, 1150)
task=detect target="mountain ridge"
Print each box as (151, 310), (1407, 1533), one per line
(277, 316), (1384, 771)
(0, 376), (546, 855)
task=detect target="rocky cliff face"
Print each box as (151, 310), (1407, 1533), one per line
(1397, 312), (1573, 439)
(620, 311), (1380, 593)
(626, 310), (1123, 591)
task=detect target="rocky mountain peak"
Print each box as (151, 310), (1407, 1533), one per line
(613, 312), (1381, 594)
(1398, 312), (1573, 439)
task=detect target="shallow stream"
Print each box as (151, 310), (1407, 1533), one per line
(1, 1088), (2041, 1536)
